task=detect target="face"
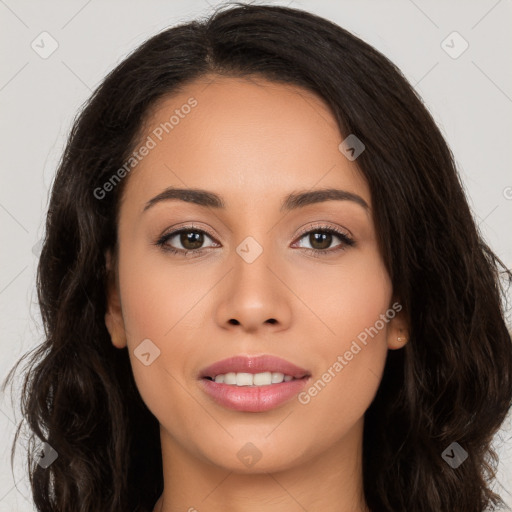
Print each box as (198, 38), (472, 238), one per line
(105, 75), (407, 474)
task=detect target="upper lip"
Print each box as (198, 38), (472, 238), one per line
(199, 355), (310, 380)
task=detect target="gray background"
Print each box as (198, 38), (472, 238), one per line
(1, 0), (511, 510)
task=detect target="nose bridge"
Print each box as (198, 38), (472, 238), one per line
(214, 232), (292, 332)
(231, 233), (278, 304)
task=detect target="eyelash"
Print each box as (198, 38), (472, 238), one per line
(154, 223), (355, 258)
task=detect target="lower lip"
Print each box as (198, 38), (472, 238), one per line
(200, 377), (310, 412)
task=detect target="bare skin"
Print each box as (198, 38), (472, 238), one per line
(104, 74), (409, 512)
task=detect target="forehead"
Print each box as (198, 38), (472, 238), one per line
(120, 75), (371, 215)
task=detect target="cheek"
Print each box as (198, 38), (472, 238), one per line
(294, 247), (392, 346)
(293, 249), (392, 419)
(115, 249), (197, 414)
(116, 248), (236, 443)
(118, 243), (212, 340)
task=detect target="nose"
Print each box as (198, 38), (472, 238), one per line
(214, 243), (292, 334)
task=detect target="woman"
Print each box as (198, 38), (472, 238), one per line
(4, 2), (512, 511)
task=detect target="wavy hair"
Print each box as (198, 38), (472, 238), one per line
(4, 2), (512, 511)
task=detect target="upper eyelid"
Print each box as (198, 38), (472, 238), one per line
(163, 224), (218, 242)
(294, 223), (352, 239)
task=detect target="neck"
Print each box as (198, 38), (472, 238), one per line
(154, 417), (370, 512)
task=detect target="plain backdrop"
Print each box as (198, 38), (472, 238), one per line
(1, 0), (511, 510)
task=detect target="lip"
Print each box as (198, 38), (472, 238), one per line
(199, 355), (310, 380)
(198, 355), (311, 412)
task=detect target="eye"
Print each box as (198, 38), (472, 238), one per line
(155, 225), (219, 256)
(292, 224), (355, 256)
(154, 223), (355, 258)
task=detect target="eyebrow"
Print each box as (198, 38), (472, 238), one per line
(142, 187), (369, 213)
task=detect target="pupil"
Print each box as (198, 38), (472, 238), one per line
(181, 231), (204, 250)
(311, 232), (331, 250)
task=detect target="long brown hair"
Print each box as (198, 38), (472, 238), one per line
(4, 2), (512, 511)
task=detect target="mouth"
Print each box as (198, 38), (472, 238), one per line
(199, 355), (311, 412)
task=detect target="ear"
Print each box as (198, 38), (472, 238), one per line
(104, 249), (127, 349)
(386, 301), (409, 350)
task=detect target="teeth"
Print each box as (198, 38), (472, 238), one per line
(237, 372), (253, 386)
(211, 371), (296, 386)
